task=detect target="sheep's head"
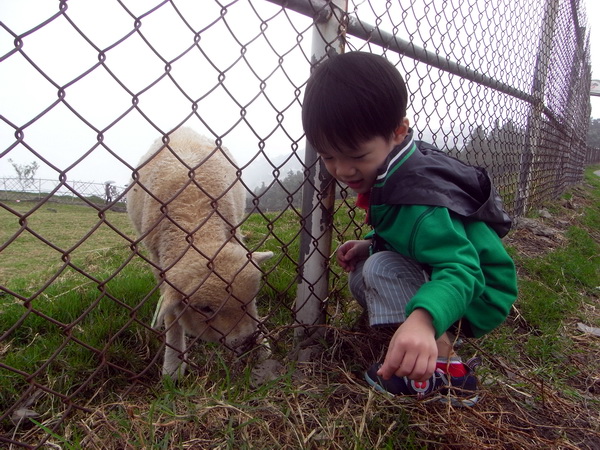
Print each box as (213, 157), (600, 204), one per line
(155, 243), (273, 350)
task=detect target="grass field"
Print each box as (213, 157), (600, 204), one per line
(1, 166), (599, 448)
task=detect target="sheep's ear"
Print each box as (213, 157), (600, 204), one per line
(252, 251), (273, 265)
(151, 293), (179, 329)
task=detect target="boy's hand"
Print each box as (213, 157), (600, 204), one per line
(336, 239), (371, 272)
(377, 309), (438, 382)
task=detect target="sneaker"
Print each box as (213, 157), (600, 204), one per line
(364, 358), (480, 407)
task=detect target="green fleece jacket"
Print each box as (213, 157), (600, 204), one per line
(366, 132), (518, 338)
(370, 204), (517, 338)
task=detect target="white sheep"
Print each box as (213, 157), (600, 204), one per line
(127, 127), (273, 379)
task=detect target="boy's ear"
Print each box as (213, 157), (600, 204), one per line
(393, 118), (410, 144)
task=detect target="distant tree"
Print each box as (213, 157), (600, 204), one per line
(464, 125), (489, 151)
(251, 169), (304, 212)
(462, 125), (492, 167)
(9, 159), (39, 190)
(461, 121), (526, 177)
(447, 145), (466, 161)
(587, 118), (600, 148)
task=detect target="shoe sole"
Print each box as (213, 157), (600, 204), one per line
(364, 371), (395, 396)
(364, 371), (479, 407)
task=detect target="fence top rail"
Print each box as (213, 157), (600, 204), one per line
(266, 0), (583, 122)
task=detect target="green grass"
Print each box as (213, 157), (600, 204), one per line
(0, 250), (159, 410)
(476, 165), (600, 400)
(515, 168), (600, 338)
(0, 201), (135, 287)
(1, 167), (599, 448)
(0, 200), (160, 413)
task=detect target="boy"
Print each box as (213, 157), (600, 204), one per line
(301, 52), (518, 407)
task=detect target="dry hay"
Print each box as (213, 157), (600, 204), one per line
(13, 317), (596, 450)
(322, 324), (600, 449)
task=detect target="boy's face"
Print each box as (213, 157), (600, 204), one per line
(317, 119), (409, 194)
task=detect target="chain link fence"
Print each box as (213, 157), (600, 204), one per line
(0, 177), (127, 210)
(0, 0), (595, 446)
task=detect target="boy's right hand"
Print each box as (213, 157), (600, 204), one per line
(377, 308), (438, 382)
(336, 239), (371, 272)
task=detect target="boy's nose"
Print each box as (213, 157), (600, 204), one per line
(336, 161), (356, 178)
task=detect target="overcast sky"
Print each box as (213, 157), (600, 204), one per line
(1, 0), (598, 188)
(0, 0), (314, 187)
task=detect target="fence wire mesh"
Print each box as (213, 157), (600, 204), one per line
(0, 0), (596, 447)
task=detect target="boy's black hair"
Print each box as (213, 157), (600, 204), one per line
(302, 51), (408, 153)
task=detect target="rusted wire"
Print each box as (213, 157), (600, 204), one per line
(0, 0), (596, 447)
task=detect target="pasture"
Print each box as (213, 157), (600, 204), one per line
(1, 167), (599, 448)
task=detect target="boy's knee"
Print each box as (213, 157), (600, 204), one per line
(362, 251), (402, 281)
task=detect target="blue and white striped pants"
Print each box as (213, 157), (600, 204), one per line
(348, 251), (429, 326)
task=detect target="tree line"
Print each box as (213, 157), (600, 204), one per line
(587, 118), (600, 148)
(248, 170), (305, 212)
(8, 118), (598, 213)
(249, 120), (530, 212)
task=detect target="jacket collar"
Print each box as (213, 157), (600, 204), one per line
(375, 128), (416, 187)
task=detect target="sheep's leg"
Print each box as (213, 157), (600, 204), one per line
(162, 314), (187, 380)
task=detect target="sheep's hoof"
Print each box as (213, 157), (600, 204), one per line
(162, 362), (186, 382)
(255, 337), (272, 362)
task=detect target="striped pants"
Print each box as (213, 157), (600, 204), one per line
(349, 251), (429, 326)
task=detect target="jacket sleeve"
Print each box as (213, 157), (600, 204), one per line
(375, 205), (485, 338)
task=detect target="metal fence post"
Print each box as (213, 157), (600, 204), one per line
(516, 0), (559, 216)
(293, 0), (347, 360)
